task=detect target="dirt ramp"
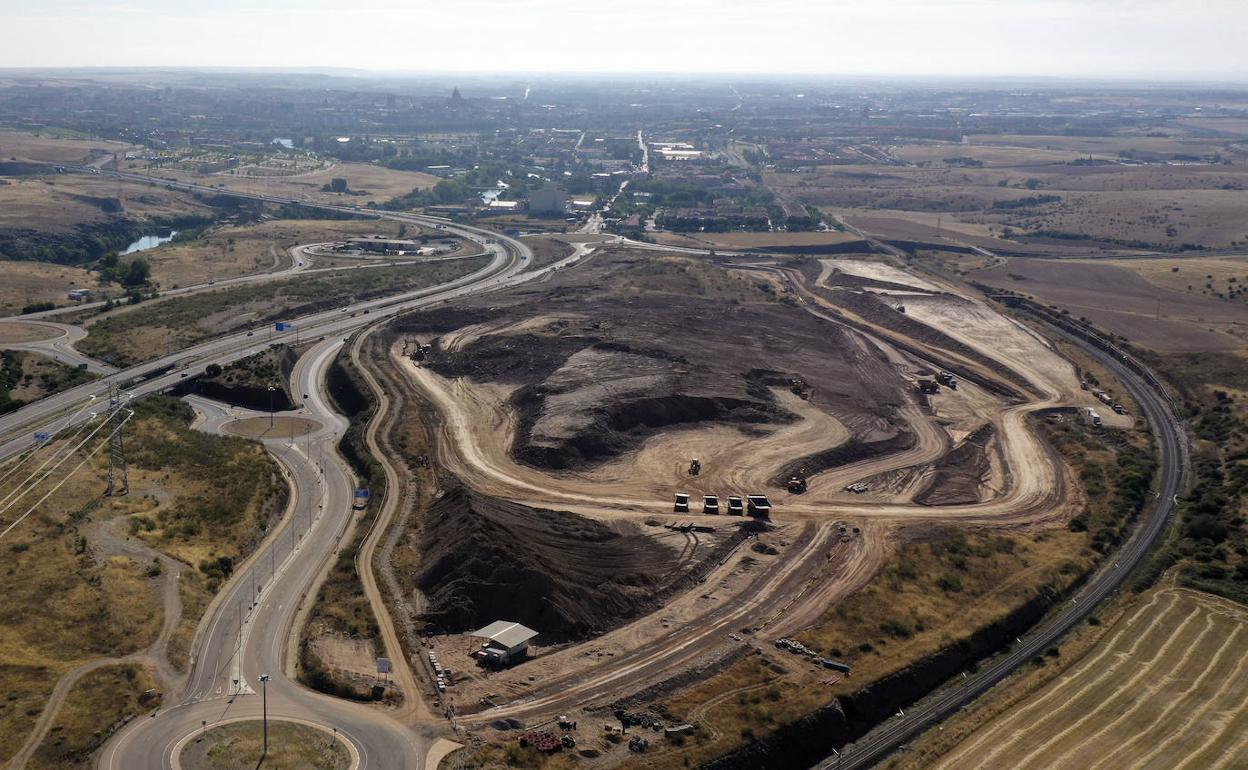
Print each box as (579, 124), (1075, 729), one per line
(915, 423), (996, 506)
(415, 487), (682, 642)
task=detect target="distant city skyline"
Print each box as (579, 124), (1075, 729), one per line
(3, 0), (1246, 82)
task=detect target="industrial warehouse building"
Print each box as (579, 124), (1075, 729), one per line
(471, 620), (538, 668)
(527, 182), (568, 214)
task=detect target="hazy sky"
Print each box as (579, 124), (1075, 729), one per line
(3, 0), (1246, 81)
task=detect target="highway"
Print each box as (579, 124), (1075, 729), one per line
(813, 314), (1187, 770)
(0, 168), (552, 769)
(98, 342), (432, 769)
(93, 228), (592, 769)
(0, 170), (532, 464)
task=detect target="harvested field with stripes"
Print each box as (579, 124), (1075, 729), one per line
(928, 586), (1248, 770)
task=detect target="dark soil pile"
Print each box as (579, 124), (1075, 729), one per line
(415, 488), (682, 642)
(768, 431), (918, 488)
(915, 423), (995, 506)
(412, 259), (908, 472)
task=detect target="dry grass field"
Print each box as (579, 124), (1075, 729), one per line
(1091, 255), (1248, 295)
(0, 261), (94, 315)
(178, 721), (349, 770)
(971, 257), (1248, 352)
(925, 586), (1248, 770)
(0, 174), (213, 236)
(0, 397), (282, 759)
(142, 218), (414, 288)
(27, 664), (156, 770)
(139, 160), (437, 207)
(76, 255), (489, 366)
(648, 230), (862, 250)
(767, 128), (1248, 253)
(0, 130), (135, 164)
(891, 142), (1092, 167)
(966, 132), (1234, 158)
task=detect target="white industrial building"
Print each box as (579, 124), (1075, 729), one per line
(471, 620), (538, 667)
(527, 182), (568, 215)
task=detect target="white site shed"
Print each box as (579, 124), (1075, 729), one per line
(472, 620), (538, 666)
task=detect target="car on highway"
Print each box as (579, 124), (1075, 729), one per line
(674, 493), (690, 513)
(726, 495), (744, 515)
(703, 495), (719, 514)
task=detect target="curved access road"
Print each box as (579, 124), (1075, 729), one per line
(98, 340), (435, 770)
(0, 206), (529, 465)
(0, 318), (118, 374)
(812, 314), (1187, 770)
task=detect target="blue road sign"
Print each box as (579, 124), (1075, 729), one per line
(354, 488), (370, 499)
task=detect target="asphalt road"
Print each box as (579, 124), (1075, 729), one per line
(0, 172), (551, 768)
(0, 185), (532, 464)
(0, 318), (117, 374)
(813, 316), (1187, 770)
(93, 235), (595, 770)
(98, 344), (432, 770)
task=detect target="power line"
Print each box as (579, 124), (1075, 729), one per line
(0, 395), (100, 489)
(0, 408), (114, 516)
(106, 386), (130, 497)
(0, 410), (133, 541)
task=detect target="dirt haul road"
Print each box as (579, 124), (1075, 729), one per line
(386, 253), (1101, 724)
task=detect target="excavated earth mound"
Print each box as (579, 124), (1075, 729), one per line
(914, 423), (996, 506)
(413, 286), (907, 471)
(416, 487), (695, 642)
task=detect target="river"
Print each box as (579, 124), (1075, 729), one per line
(121, 231), (178, 255)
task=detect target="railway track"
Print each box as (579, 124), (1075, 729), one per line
(813, 313), (1187, 770)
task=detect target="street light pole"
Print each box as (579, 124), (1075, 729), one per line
(259, 673), (272, 757)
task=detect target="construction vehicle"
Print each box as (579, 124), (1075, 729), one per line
(726, 495), (744, 515)
(787, 474), (808, 494)
(845, 482), (868, 494)
(916, 379), (939, 395)
(689, 458), (701, 476)
(674, 493), (690, 513)
(790, 379), (809, 399)
(1113, 402), (1126, 415)
(1086, 408), (1102, 427)
(703, 494), (720, 514)
(412, 342), (433, 362)
(746, 494), (772, 519)
(936, 371), (957, 389)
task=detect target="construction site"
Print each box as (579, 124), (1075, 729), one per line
(340, 241), (1141, 768)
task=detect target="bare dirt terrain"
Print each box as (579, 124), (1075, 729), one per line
(415, 487), (728, 641)
(356, 241), (1127, 768)
(928, 586), (1248, 770)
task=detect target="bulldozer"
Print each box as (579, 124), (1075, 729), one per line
(787, 472), (808, 494)
(689, 458), (702, 476)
